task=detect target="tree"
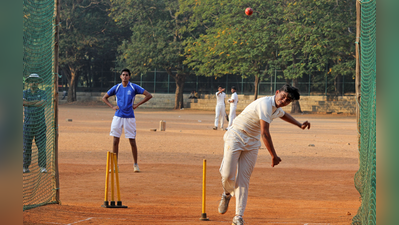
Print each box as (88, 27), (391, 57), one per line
(109, 0), (192, 109)
(274, 0), (355, 112)
(60, 0), (122, 102)
(182, 0), (279, 100)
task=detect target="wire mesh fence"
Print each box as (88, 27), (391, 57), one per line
(59, 69), (356, 97)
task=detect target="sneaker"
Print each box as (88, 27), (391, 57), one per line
(133, 164), (140, 172)
(23, 168), (30, 173)
(218, 193), (231, 214)
(213, 127), (217, 130)
(40, 167), (47, 173)
(232, 216), (244, 225)
(109, 166), (119, 173)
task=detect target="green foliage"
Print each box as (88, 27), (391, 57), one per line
(59, 0), (123, 101)
(183, 0), (355, 86)
(110, 0), (187, 76)
(275, 0), (356, 80)
(182, 0), (279, 79)
(59, 0), (356, 98)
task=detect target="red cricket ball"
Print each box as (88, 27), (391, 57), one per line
(245, 7), (253, 16)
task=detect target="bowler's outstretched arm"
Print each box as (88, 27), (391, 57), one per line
(280, 113), (311, 130)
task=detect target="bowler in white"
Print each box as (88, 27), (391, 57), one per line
(217, 84), (311, 225)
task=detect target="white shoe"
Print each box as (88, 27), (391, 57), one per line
(40, 167), (47, 173)
(232, 216), (244, 225)
(133, 164), (140, 172)
(218, 193), (231, 214)
(109, 166), (119, 173)
(23, 168), (30, 173)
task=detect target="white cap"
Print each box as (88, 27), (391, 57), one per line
(28, 73), (40, 78)
(26, 73), (43, 82)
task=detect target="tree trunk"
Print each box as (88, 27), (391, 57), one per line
(334, 74), (342, 95)
(291, 78), (302, 113)
(253, 74), (260, 101)
(175, 77), (185, 109)
(66, 66), (78, 102)
(166, 69), (186, 109)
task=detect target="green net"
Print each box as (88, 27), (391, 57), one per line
(23, 0), (58, 210)
(352, 0), (376, 224)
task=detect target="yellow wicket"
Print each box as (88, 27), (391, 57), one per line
(101, 151), (127, 208)
(200, 159), (209, 221)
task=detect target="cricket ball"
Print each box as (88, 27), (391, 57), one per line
(245, 7), (253, 16)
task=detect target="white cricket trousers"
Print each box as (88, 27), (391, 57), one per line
(227, 106), (237, 128)
(214, 104), (225, 128)
(219, 127), (260, 217)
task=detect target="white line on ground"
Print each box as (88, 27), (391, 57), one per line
(66, 217), (94, 225)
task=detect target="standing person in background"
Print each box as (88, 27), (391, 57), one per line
(213, 85), (226, 130)
(102, 68), (152, 172)
(226, 86), (238, 130)
(23, 74), (47, 173)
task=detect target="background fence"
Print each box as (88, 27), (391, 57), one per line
(59, 69), (355, 96)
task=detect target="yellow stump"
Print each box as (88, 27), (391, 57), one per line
(101, 151), (128, 208)
(113, 153), (122, 203)
(200, 159), (209, 221)
(110, 153), (115, 206)
(103, 152), (111, 205)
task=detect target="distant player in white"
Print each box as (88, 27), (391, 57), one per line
(217, 84), (311, 225)
(227, 86), (238, 130)
(102, 69), (152, 172)
(213, 85), (226, 130)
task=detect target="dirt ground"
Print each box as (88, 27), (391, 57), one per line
(23, 103), (360, 225)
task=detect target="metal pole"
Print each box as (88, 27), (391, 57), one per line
(355, 0), (361, 165)
(211, 76), (213, 94)
(168, 73), (170, 93)
(308, 73), (311, 96)
(140, 73), (143, 87)
(54, 0), (60, 204)
(154, 68), (156, 93)
(274, 70), (276, 93)
(342, 75), (345, 96)
(196, 76), (198, 92)
(226, 74), (228, 89)
(241, 76), (244, 95)
(325, 65), (328, 96)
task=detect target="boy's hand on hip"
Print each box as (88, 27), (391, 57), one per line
(300, 121), (311, 130)
(112, 106), (119, 111)
(271, 156), (281, 167)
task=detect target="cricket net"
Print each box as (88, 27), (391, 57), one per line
(352, 0), (376, 224)
(23, 0), (59, 210)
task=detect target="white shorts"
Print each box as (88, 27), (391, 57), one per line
(110, 116), (136, 139)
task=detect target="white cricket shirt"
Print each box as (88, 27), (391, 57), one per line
(232, 95), (285, 138)
(216, 92), (226, 105)
(229, 92), (238, 108)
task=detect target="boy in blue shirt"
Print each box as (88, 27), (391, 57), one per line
(102, 69), (152, 172)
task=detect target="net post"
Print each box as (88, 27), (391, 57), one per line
(53, 0), (61, 204)
(355, 0), (361, 167)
